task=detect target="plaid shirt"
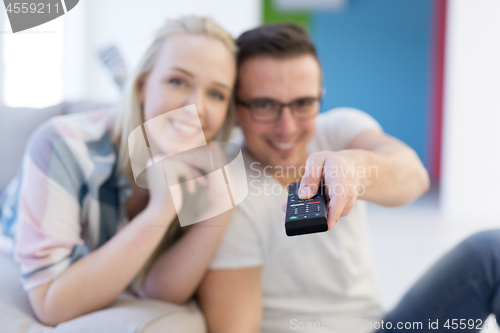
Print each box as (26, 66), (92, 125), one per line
(0, 109), (132, 291)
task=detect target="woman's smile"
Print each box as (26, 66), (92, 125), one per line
(167, 117), (203, 140)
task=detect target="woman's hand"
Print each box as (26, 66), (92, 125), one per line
(145, 158), (206, 224)
(146, 142), (235, 227)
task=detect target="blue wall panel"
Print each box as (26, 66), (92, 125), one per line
(312, 0), (432, 166)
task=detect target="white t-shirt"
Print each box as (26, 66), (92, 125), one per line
(210, 108), (384, 333)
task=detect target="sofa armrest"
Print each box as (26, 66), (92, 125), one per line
(0, 252), (206, 333)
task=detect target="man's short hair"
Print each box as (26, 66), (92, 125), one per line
(236, 23), (319, 67)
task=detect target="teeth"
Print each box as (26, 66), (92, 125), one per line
(271, 141), (295, 150)
(171, 119), (199, 134)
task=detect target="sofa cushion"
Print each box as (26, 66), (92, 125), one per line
(0, 252), (206, 333)
(54, 296), (206, 333)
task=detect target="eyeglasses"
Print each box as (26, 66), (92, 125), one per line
(236, 96), (321, 123)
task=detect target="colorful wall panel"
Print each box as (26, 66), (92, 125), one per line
(263, 0), (442, 181)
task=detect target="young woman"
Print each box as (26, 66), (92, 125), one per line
(0, 16), (237, 326)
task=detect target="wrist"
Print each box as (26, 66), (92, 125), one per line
(191, 208), (233, 229)
(335, 149), (364, 165)
(335, 149), (375, 191)
(140, 205), (177, 228)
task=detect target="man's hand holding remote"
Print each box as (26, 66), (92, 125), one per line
(297, 150), (364, 230)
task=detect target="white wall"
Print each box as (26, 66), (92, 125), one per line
(63, 0), (261, 103)
(0, 9), (5, 105)
(441, 0), (500, 220)
(62, 0), (88, 102)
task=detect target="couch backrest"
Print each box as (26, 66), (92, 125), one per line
(0, 104), (65, 192)
(0, 102), (112, 192)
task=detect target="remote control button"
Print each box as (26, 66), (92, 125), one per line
(289, 216), (297, 219)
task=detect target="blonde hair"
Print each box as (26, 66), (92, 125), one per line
(110, 16), (237, 285)
(111, 15), (237, 183)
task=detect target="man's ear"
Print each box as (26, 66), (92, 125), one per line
(321, 87), (327, 99)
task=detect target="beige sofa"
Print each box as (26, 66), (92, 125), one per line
(0, 103), (206, 333)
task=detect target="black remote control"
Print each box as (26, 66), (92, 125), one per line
(285, 182), (328, 236)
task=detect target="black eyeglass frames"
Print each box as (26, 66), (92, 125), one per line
(236, 96), (322, 123)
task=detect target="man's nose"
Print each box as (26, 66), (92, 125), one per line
(274, 106), (298, 133)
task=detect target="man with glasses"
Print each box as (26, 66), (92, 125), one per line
(198, 24), (430, 332)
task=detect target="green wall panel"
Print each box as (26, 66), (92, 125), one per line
(262, 0), (311, 31)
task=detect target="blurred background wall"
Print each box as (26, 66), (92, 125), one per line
(0, 0), (261, 106)
(440, 0), (500, 221)
(1, 0), (500, 233)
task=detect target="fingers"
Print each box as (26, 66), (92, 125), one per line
(326, 194), (344, 230)
(163, 160), (205, 195)
(299, 152), (328, 200)
(196, 175), (208, 187)
(186, 179), (195, 194)
(282, 203), (286, 213)
(340, 196), (355, 218)
(170, 146), (215, 174)
(325, 179), (346, 230)
(325, 183), (357, 230)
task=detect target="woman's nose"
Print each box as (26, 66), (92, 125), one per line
(187, 89), (206, 119)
